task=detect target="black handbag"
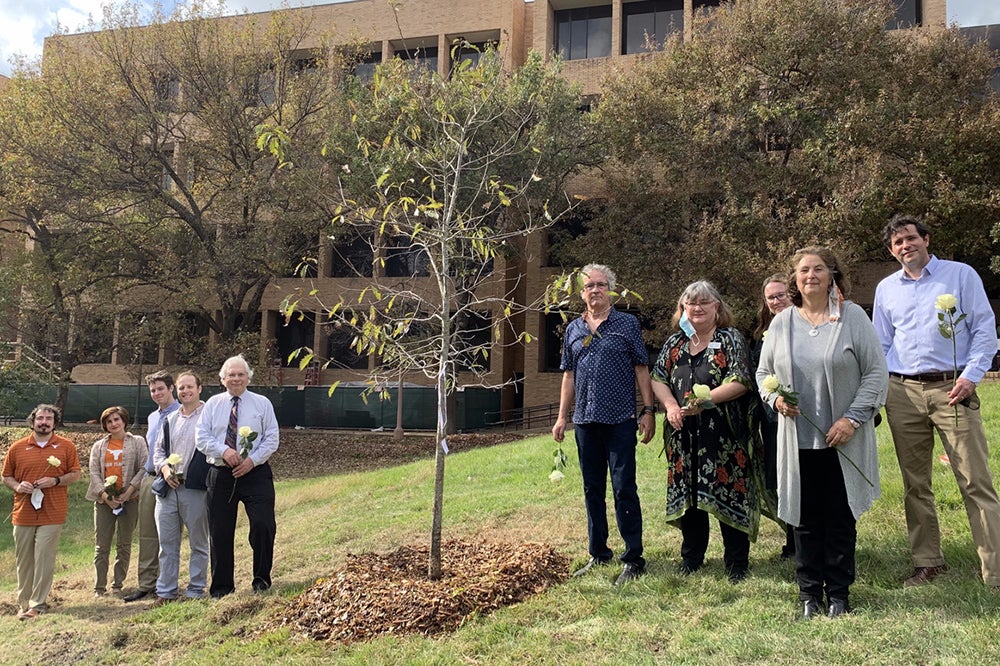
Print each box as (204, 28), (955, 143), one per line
(151, 417), (171, 497)
(185, 450), (211, 490)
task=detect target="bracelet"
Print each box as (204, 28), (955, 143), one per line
(54, 476), (61, 486)
(639, 405), (656, 416)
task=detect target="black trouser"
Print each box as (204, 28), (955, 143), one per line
(795, 448), (856, 604)
(679, 507), (750, 573)
(575, 420), (645, 567)
(206, 463), (276, 596)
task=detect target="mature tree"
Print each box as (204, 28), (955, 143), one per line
(0, 2), (343, 375)
(567, 0), (1000, 340)
(274, 46), (593, 578)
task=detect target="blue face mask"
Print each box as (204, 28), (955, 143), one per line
(679, 313), (695, 338)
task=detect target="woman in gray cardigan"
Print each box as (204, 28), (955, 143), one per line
(756, 246), (887, 621)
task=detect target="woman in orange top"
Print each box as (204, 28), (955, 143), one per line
(84, 406), (148, 597)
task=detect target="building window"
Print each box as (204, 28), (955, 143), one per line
(693, 0), (722, 12)
(542, 312), (568, 373)
(451, 40), (499, 72)
(276, 312), (315, 367)
(329, 230), (374, 278)
(455, 311), (491, 372)
(555, 6), (612, 61)
(324, 322), (368, 370)
(623, 0), (684, 54)
(887, 0), (921, 29)
(384, 236), (431, 278)
(396, 45), (439, 74)
(353, 51), (381, 82)
(152, 72), (179, 109)
(159, 148), (175, 192)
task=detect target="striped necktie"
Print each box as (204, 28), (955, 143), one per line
(225, 395), (240, 449)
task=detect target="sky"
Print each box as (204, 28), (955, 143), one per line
(2, 1), (1000, 78)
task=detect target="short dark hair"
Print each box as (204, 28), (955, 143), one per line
(100, 406), (131, 431)
(883, 214), (929, 247)
(176, 370), (202, 387)
(144, 369), (175, 389)
(26, 404), (60, 428)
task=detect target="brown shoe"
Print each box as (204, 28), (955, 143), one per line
(150, 596), (176, 608)
(17, 608), (40, 621)
(904, 565), (947, 587)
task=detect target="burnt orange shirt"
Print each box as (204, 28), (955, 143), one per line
(104, 437), (125, 491)
(2, 433), (81, 526)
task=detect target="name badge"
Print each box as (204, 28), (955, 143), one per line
(708, 342), (722, 350)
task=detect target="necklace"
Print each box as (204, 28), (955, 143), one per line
(798, 307), (829, 337)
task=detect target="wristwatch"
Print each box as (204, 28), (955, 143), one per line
(847, 418), (861, 429)
(639, 405), (656, 416)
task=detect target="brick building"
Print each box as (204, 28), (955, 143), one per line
(20, 0), (960, 422)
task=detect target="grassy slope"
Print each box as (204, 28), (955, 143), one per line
(3, 384), (1000, 664)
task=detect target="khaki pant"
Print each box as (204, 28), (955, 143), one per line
(135, 474), (159, 591)
(13, 523), (63, 612)
(93, 499), (139, 593)
(886, 376), (1000, 585)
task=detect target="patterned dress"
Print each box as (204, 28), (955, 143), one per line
(652, 327), (762, 539)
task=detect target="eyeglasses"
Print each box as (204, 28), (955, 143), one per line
(765, 292), (789, 303)
(684, 300), (716, 309)
(583, 282), (609, 291)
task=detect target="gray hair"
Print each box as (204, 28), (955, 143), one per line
(580, 263), (617, 292)
(219, 354), (254, 381)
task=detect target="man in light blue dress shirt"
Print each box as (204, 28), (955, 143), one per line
(124, 370), (179, 602)
(874, 215), (1000, 589)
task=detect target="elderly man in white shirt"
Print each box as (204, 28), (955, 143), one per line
(195, 355), (279, 597)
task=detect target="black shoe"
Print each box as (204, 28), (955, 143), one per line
(572, 557), (611, 577)
(252, 582), (271, 593)
(801, 599), (822, 621)
(827, 598), (850, 618)
(678, 560), (701, 576)
(727, 566), (749, 584)
(123, 589), (152, 603)
(614, 562), (645, 586)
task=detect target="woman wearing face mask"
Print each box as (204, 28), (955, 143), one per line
(652, 280), (762, 583)
(756, 246), (887, 620)
(752, 274), (796, 559)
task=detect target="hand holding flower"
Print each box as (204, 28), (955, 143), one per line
(936, 293), (969, 425)
(163, 453), (184, 488)
(762, 375), (873, 487)
(681, 384), (715, 417)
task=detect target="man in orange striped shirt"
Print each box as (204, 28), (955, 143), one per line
(2, 404), (81, 619)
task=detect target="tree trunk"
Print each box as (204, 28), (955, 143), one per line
(427, 363), (448, 580)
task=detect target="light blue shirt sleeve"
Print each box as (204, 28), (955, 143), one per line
(874, 256), (996, 384)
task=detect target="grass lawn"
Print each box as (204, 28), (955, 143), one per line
(3, 383), (1000, 664)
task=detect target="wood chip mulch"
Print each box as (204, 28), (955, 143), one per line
(264, 540), (569, 643)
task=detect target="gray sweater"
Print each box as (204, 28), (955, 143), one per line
(756, 301), (888, 525)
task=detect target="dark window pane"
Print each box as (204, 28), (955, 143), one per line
(570, 18), (589, 61)
(888, 0), (921, 29)
(588, 16), (612, 58)
(325, 323), (367, 370)
(557, 19), (571, 59)
(556, 6), (614, 61)
(625, 13), (656, 54)
(277, 314), (315, 368)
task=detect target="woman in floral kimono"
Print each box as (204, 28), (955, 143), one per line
(652, 280), (761, 583)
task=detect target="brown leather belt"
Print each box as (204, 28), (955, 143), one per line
(889, 371), (959, 383)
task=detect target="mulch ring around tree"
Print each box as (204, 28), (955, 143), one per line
(264, 540), (569, 643)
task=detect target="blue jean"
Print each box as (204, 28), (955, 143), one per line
(575, 420), (644, 567)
